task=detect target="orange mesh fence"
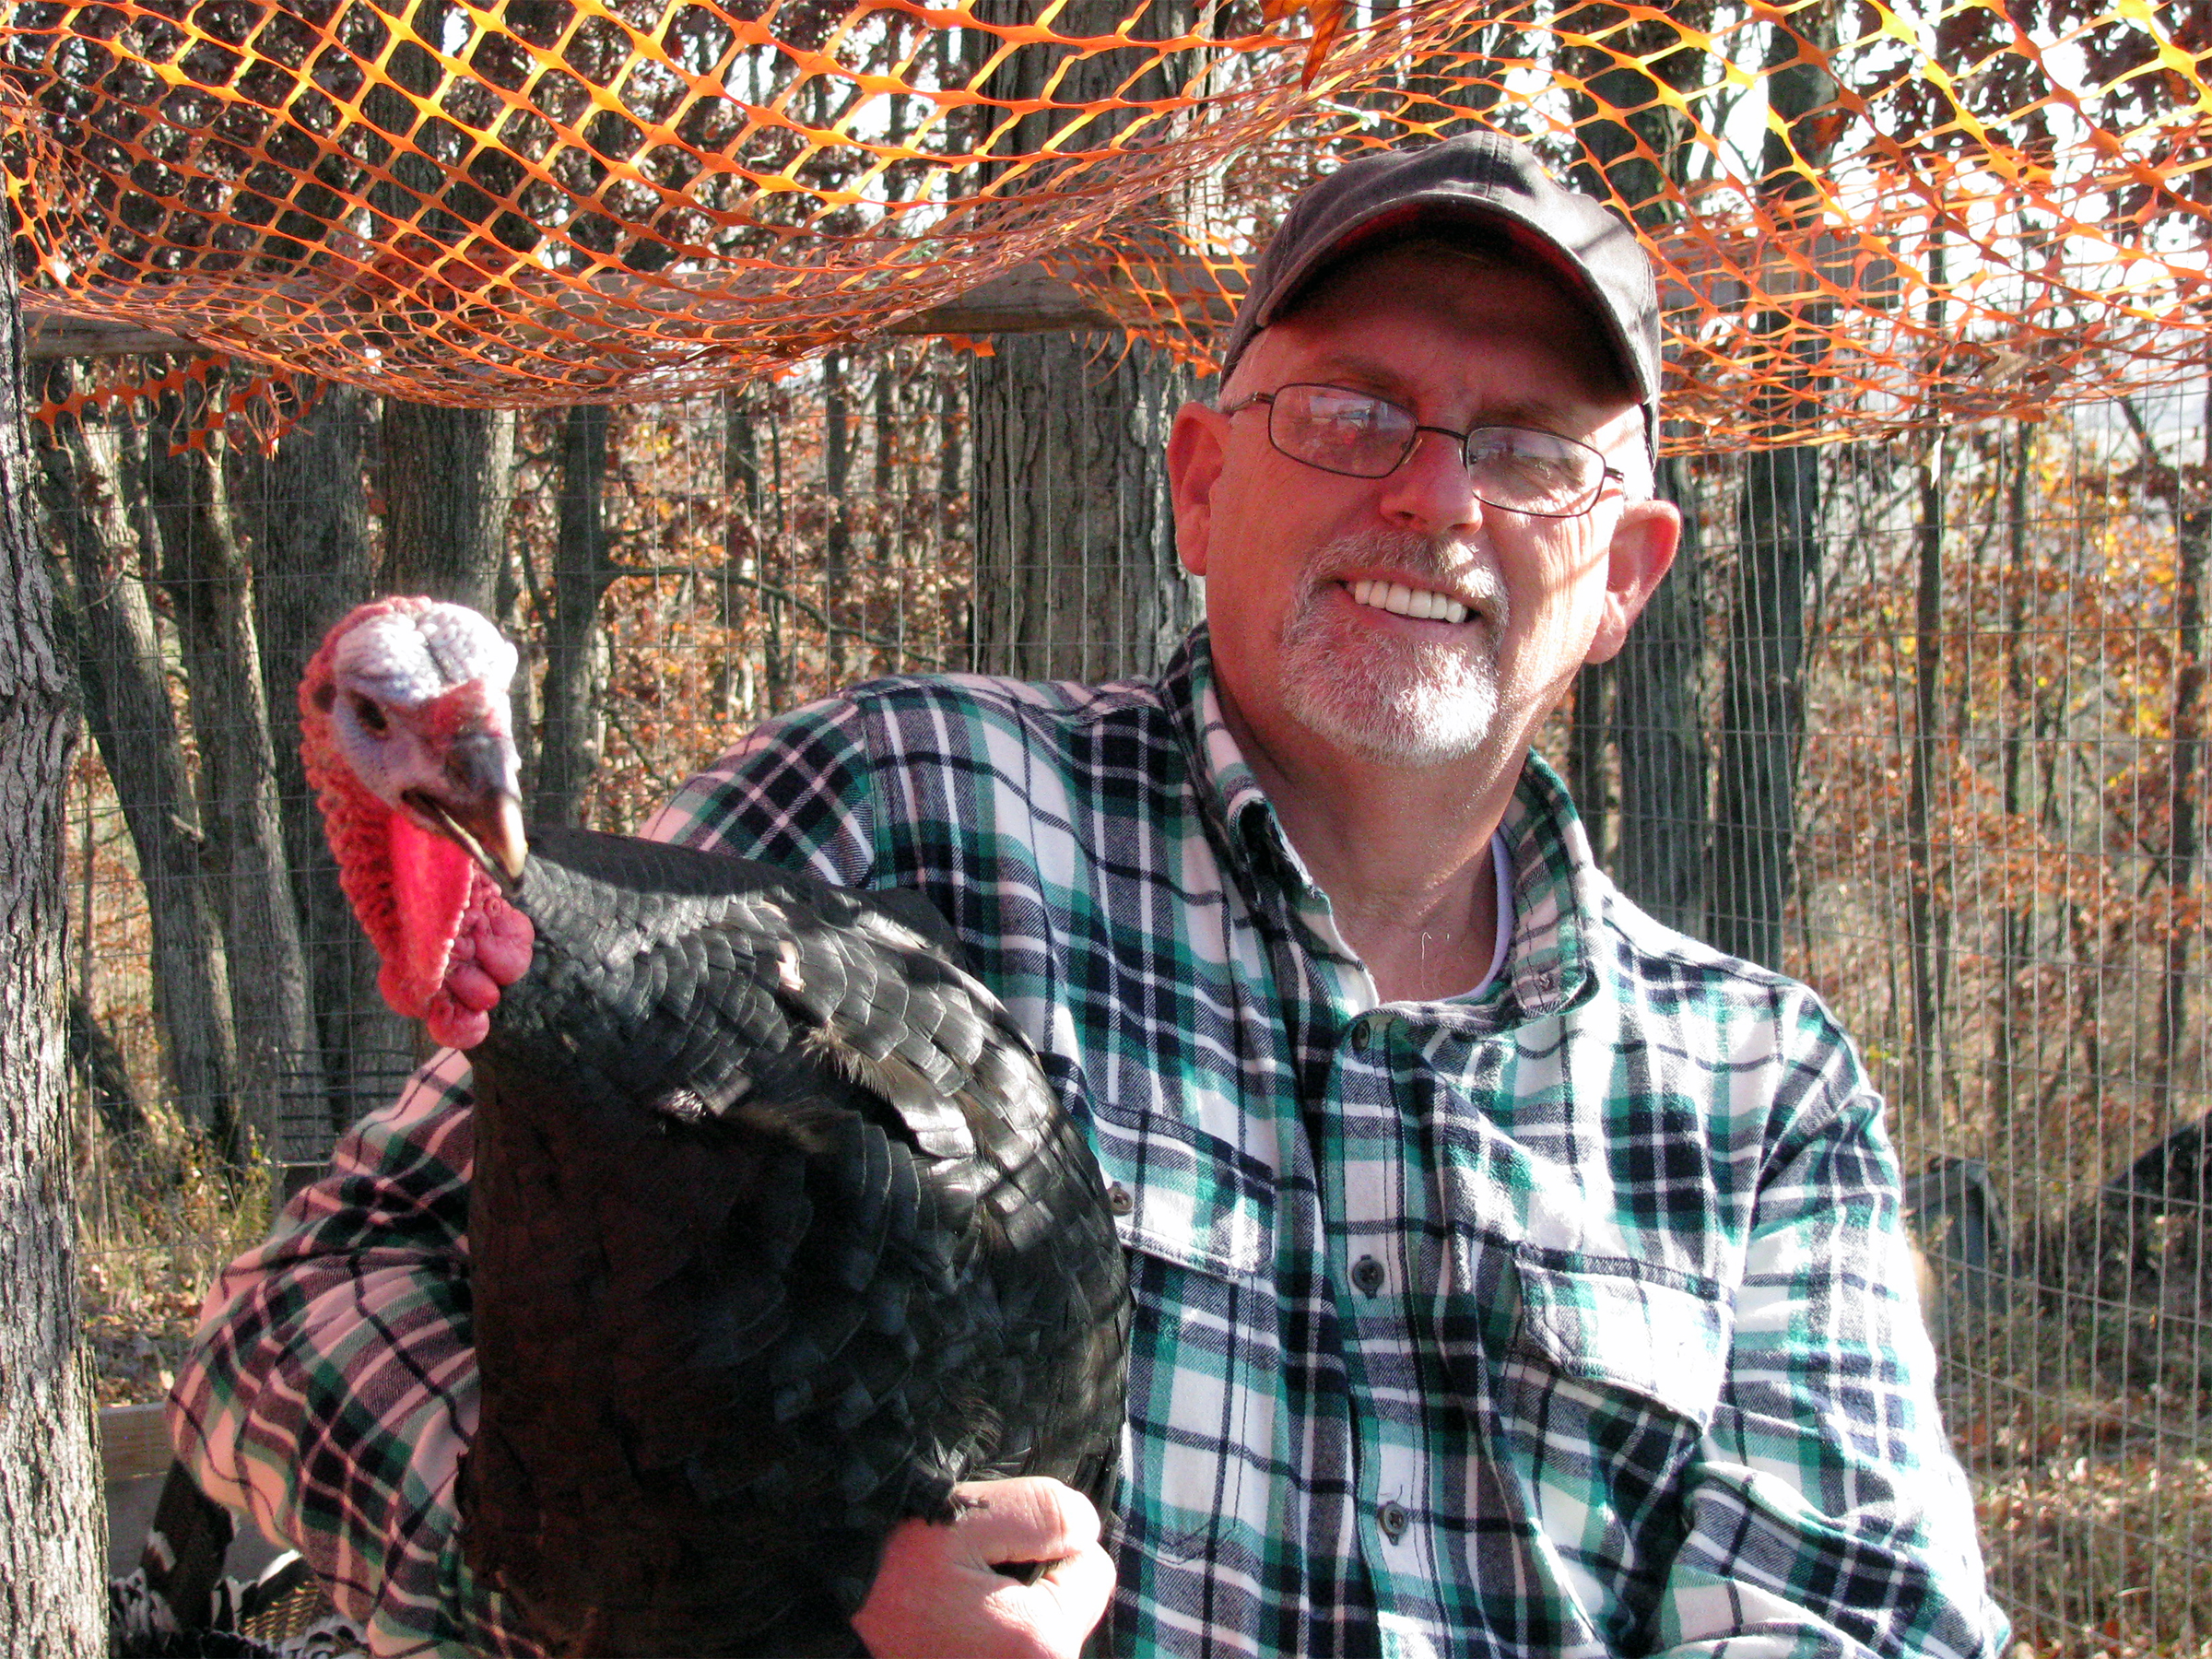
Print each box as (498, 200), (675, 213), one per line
(5, 0), (2209, 443)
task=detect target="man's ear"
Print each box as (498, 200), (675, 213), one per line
(1167, 401), (1228, 578)
(1584, 497), (1681, 665)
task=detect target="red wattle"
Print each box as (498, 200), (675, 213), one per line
(386, 810), (479, 1019)
(427, 995), (493, 1051)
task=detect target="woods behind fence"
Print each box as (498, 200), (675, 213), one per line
(36, 343), (2212, 1653)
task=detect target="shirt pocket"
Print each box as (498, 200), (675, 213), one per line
(1491, 1246), (1732, 1646)
(1101, 1128), (1277, 1571)
(1507, 1246), (1730, 1427)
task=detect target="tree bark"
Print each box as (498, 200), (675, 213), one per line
(822, 351), (853, 681)
(1706, 8), (1841, 970)
(535, 404), (617, 828)
(379, 401), (518, 611)
(1568, 661), (1611, 863)
(1992, 420), (2038, 1124)
(1614, 453), (1710, 935)
(69, 989), (145, 1143)
(146, 390), (316, 1162)
(33, 369), (241, 1149)
(0, 229), (106, 1658)
(238, 383), (417, 1143)
(1905, 431), (1950, 1137)
(965, 0), (1199, 683)
(969, 334), (1197, 680)
(717, 389), (760, 721)
(1562, 2), (1714, 929)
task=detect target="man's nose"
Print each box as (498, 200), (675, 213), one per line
(1377, 428), (1485, 536)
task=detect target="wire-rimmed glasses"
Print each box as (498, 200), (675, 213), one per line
(1222, 383), (1623, 519)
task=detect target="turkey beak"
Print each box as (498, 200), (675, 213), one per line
(431, 731), (528, 890)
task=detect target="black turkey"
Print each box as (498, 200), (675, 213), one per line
(299, 596), (1128, 1656)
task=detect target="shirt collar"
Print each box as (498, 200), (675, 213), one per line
(1162, 626), (1599, 1023)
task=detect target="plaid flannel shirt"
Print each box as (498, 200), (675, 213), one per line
(172, 627), (2007, 1659)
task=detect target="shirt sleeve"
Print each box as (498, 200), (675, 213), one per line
(1652, 1005), (2008, 1659)
(166, 696), (885, 1658)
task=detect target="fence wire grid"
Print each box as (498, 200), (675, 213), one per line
(42, 336), (2212, 1653)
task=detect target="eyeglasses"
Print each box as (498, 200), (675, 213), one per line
(1222, 383), (1623, 519)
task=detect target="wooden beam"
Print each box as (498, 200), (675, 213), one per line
(884, 264), (1119, 335)
(26, 310), (198, 360)
(23, 260), (1171, 361)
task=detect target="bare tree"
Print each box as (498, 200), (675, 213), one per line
(1562, 0), (1716, 934)
(535, 404), (617, 827)
(1905, 422), (1952, 1133)
(381, 401), (518, 610)
(240, 384), (419, 1144)
(145, 382), (317, 1159)
(1709, 6), (1842, 970)
(35, 367), (242, 1149)
(2120, 383), (2212, 1115)
(965, 0), (1200, 682)
(0, 229), (106, 1656)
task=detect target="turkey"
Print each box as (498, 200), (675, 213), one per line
(298, 596), (1129, 1657)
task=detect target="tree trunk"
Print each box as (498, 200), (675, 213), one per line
(1992, 420), (2038, 1124)
(379, 401), (517, 610)
(965, 0), (1199, 683)
(146, 391), (316, 1162)
(69, 989), (145, 1143)
(1568, 661), (1611, 863)
(0, 234), (106, 1658)
(718, 389), (760, 721)
(1614, 453), (1710, 935)
(2116, 386), (2212, 1115)
(969, 334), (1197, 680)
(535, 404), (616, 828)
(822, 351), (853, 681)
(1563, 2), (1713, 929)
(1905, 431), (1950, 1140)
(871, 359), (903, 665)
(238, 383), (417, 1143)
(762, 399), (794, 713)
(1706, 8), (1840, 971)
(33, 369), (241, 1148)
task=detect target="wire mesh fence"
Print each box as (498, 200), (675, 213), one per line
(42, 339), (2212, 1651)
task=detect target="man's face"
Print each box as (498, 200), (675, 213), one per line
(1168, 245), (1677, 777)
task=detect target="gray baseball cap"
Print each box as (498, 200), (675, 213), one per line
(1218, 131), (1662, 453)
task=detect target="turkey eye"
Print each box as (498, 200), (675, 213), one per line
(351, 696), (389, 735)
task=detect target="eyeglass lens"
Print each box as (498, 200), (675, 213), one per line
(1266, 384), (1604, 515)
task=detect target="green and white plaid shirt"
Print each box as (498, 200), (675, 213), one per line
(173, 627), (2006, 1659)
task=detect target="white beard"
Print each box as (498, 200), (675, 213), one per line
(1275, 529), (1509, 768)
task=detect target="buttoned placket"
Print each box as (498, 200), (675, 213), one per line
(1325, 1009), (1441, 1606)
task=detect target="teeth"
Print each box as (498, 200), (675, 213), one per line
(1349, 579), (1469, 626)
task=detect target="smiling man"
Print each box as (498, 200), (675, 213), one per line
(173, 134), (2007, 1659)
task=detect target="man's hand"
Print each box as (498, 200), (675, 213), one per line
(852, 1477), (1114, 1659)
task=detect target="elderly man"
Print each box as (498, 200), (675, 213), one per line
(173, 134), (2006, 1658)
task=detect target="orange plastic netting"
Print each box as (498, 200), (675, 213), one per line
(4, 0), (2208, 445)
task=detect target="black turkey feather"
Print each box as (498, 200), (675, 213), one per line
(300, 597), (1129, 1657)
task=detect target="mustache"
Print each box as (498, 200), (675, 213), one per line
(1299, 528), (1508, 624)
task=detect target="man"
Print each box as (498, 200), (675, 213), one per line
(173, 133), (2007, 1658)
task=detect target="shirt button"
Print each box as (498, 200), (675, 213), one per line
(1349, 1019), (1371, 1053)
(1107, 1182), (1134, 1217)
(1377, 1500), (1410, 1542)
(1350, 1254), (1385, 1296)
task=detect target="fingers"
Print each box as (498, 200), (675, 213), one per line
(945, 1477), (1100, 1570)
(852, 1478), (1114, 1659)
